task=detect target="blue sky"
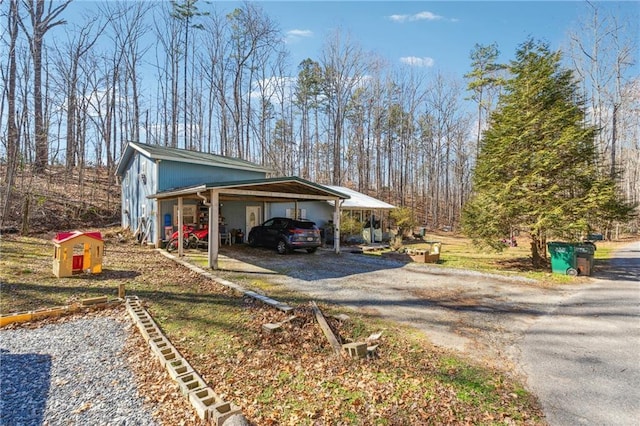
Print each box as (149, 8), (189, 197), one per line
(251, 0), (639, 77)
(64, 1), (638, 80)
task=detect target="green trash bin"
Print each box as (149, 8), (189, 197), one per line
(547, 242), (594, 276)
(548, 242), (577, 276)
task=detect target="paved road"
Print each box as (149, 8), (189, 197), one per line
(520, 242), (640, 425)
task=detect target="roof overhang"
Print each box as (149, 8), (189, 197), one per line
(149, 176), (350, 202)
(323, 185), (395, 210)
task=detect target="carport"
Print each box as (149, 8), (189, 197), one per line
(149, 177), (349, 269)
(323, 185), (395, 243)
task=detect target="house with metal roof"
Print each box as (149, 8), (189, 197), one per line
(116, 142), (396, 268)
(116, 142), (353, 268)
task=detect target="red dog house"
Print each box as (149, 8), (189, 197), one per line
(52, 231), (104, 278)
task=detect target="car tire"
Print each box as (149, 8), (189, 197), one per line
(248, 235), (257, 247)
(276, 239), (289, 255)
(306, 247), (317, 254)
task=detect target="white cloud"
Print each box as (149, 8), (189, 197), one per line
(400, 56), (435, 67)
(389, 11), (443, 23)
(285, 29), (313, 44)
(287, 29), (313, 38)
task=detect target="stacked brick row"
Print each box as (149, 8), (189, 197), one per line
(125, 297), (242, 425)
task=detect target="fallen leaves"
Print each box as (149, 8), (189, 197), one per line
(3, 235), (545, 425)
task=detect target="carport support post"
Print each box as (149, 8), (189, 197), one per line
(178, 197), (184, 256)
(154, 201), (161, 248)
(208, 190), (219, 269)
(334, 198), (341, 254)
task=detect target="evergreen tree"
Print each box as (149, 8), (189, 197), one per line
(462, 39), (634, 267)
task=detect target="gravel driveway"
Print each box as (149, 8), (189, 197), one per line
(220, 247), (575, 371)
(0, 313), (158, 425)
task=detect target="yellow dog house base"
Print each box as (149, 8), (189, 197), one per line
(52, 231), (104, 278)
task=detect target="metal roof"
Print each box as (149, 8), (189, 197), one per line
(323, 185), (395, 210)
(150, 176), (350, 202)
(115, 141), (274, 176)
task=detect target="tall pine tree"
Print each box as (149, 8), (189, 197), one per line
(462, 39), (634, 267)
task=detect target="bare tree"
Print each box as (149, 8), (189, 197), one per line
(567, 2), (636, 175)
(101, 0), (151, 163)
(52, 15), (104, 172)
(226, 3), (280, 159)
(18, 0), (72, 174)
(199, 9), (229, 154)
(320, 28), (370, 185)
(1, 0), (21, 226)
(153, 2), (183, 147)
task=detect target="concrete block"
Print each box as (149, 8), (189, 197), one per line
(176, 371), (207, 396)
(367, 344), (379, 358)
(188, 387), (221, 420)
(156, 346), (179, 368)
(261, 323), (282, 333)
(125, 303), (145, 320)
(135, 314), (154, 326)
(137, 321), (159, 341)
(343, 342), (368, 358)
(81, 296), (108, 306)
(210, 401), (243, 426)
(166, 358), (194, 380)
(149, 336), (175, 358)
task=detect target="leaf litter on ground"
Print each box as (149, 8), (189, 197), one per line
(0, 232), (545, 425)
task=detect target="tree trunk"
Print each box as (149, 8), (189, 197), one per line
(530, 234), (542, 268)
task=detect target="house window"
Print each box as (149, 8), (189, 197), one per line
(173, 205), (197, 226)
(285, 208), (307, 219)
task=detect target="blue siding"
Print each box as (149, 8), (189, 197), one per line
(158, 161), (267, 190)
(120, 148), (345, 246)
(120, 153), (158, 242)
(121, 153), (269, 243)
(269, 201), (334, 229)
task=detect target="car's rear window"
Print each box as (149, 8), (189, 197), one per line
(292, 220), (316, 229)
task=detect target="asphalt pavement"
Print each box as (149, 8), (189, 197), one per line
(520, 241), (640, 425)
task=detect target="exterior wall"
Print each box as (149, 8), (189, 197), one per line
(157, 161), (266, 191)
(220, 201), (248, 235)
(120, 153), (158, 242)
(154, 161), (267, 243)
(122, 154), (268, 244)
(269, 201), (334, 228)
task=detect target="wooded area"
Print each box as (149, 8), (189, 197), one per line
(1, 1), (638, 233)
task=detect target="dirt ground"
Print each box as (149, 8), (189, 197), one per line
(217, 245), (578, 375)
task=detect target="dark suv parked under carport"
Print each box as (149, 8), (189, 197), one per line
(247, 217), (322, 254)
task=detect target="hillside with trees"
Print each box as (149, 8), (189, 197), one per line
(1, 1), (638, 237)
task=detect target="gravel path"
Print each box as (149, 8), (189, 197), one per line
(0, 315), (159, 426)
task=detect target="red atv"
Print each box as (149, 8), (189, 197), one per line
(166, 226), (209, 252)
